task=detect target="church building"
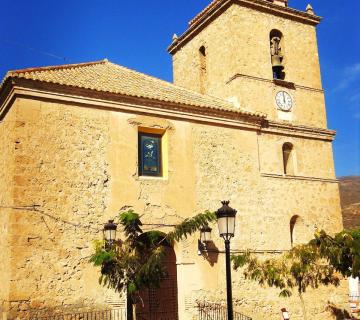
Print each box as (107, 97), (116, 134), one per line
(0, 0), (348, 319)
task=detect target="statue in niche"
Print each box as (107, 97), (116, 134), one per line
(270, 36), (282, 58)
(270, 35), (285, 79)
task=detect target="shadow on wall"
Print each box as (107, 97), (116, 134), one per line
(201, 242), (220, 267)
(327, 303), (353, 320)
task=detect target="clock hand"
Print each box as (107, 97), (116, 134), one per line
(282, 92), (285, 104)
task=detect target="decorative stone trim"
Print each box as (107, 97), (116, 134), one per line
(205, 249), (289, 254)
(227, 73), (324, 93)
(0, 83), (336, 143)
(263, 121), (336, 141)
(261, 173), (339, 183)
(0, 85), (263, 132)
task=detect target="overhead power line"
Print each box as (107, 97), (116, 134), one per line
(0, 39), (72, 62)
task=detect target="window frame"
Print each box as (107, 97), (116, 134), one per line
(138, 132), (163, 177)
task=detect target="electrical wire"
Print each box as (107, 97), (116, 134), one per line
(0, 39), (72, 62)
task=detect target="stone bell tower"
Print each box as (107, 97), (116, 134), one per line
(168, 0), (327, 129)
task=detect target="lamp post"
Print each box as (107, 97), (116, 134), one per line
(216, 201), (237, 320)
(103, 219), (117, 248)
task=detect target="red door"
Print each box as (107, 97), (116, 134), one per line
(136, 246), (178, 320)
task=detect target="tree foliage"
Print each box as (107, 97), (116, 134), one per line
(232, 245), (340, 298)
(309, 228), (360, 278)
(232, 228), (360, 298)
(89, 209), (216, 304)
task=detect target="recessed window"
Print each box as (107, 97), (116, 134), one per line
(199, 46), (207, 94)
(282, 142), (294, 175)
(290, 215), (299, 247)
(138, 133), (162, 177)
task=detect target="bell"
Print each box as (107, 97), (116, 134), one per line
(271, 54), (284, 69)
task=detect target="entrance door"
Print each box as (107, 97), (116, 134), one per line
(136, 246), (178, 320)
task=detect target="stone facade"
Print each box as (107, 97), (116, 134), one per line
(0, 0), (348, 319)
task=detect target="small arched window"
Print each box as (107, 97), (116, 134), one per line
(199, 46), (207, 94)
(282, 142), (294, 175)
(290, 215), (310, 247)
(290, 215), (299, 247)
(270, 29), (285, 80)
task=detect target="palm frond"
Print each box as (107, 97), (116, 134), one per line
(166, 210), (216, 243)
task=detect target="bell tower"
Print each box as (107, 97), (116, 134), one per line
(168, 0), (327, 129)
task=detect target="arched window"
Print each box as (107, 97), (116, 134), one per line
(290, 215), (299, 247)
(270, 29), (285, 80)
(199, 46), (207, 94)
(282, 142), (294, 175)
(290, 215), (311, 247)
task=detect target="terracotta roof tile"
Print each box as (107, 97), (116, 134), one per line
(1, 59), (266, 118)
(189, 0), (222, 26)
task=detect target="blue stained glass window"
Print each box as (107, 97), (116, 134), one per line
(139, 133), (162, 176)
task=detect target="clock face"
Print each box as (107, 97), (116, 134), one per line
(275, 91), (293, 111)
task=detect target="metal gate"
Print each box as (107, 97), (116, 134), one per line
(197, 302), (252, 320)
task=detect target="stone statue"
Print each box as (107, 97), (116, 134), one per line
(270, 36), (282, 57)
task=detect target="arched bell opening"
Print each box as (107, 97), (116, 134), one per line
(270, 29), (285, 80)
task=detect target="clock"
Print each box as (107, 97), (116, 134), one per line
(275, 91), (293, 111)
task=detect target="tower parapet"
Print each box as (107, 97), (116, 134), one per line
(268, 0), (288, 7)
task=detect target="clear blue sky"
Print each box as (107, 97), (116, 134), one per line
(0, 0), (359, 177)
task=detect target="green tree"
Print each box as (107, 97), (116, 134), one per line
(232, 228), (360, 320)
(90, 209), (216, 320)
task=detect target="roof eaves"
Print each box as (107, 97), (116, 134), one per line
(6, 59), (107, 76)
(0, 59), (108, 91)
(0, 59), (267, 120)
(7, 76), (266, 120)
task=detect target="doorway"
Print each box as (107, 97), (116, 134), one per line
(136, 245), (178, 320)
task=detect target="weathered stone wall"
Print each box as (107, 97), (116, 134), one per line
(0, 106), (16, 320)
(172, 4), (327, 128)
(5, 98), (115, 318)
(258, 133), (337, 179)
(2, 95), (346, 319)
(179, 125), (345, 320)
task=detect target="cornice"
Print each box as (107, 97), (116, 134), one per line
(168, 0), (321, 55)
(0, 80), (264, 131)
(227, 73), (324, 93)
(261, 173), (339, 184)
(0, 80), (336, 143)
(262, 120), (336, 141)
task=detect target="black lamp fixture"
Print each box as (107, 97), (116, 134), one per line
(198, 225), (212, 255)
(216, 201), (237, 320)
(216, 200), (237, 241)
(103, 219), (117, 246)
(200, 225), (212, 243)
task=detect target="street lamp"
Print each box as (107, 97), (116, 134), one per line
(103, 219), (117, 247)
(198, 225), (212, 255)
(216, 201), (237, 320)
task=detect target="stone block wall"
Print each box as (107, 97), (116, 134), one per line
(0, 105), (16, 319)
(1, 96), (346, 319)
(4, 98), (115, 318)
(172, 3), (327, 128)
